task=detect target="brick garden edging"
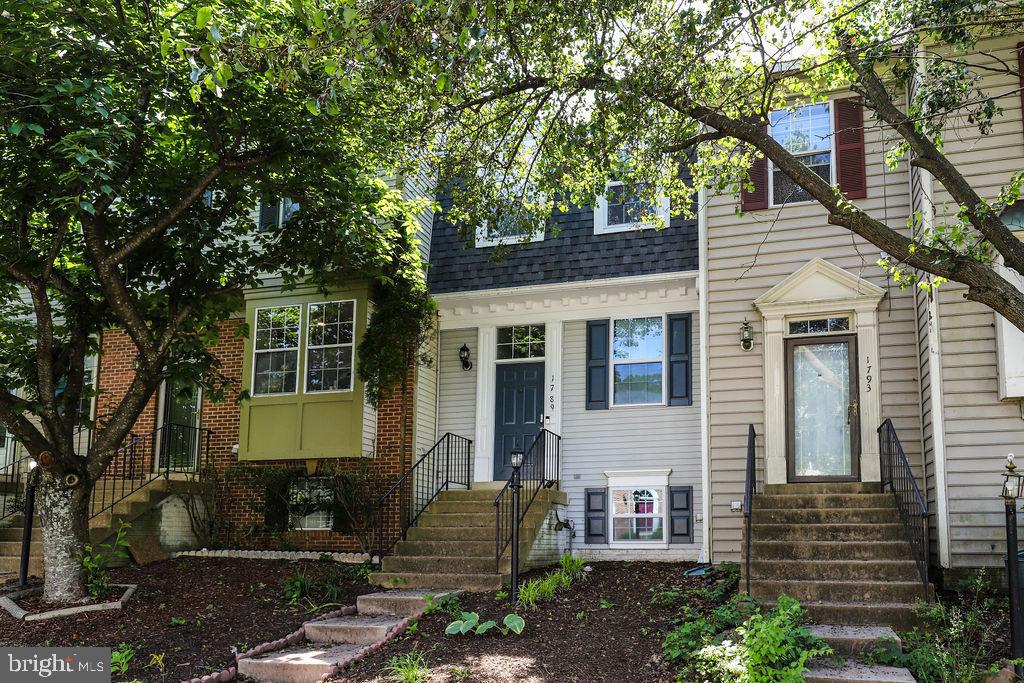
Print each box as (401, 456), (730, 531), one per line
(171, 549), (369, 562)
(0, 584), (137, 621)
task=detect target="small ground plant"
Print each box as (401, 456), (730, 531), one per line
(445, 611), (526, 636)
(515, 552), (588, 609)
(78, 521), (131, 599)
(424, 592), (463, 617)
(384, 651), (429, 683)
(110, 642), (136, 676)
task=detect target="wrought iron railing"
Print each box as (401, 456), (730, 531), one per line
(374, 433), (473, 561)
(878, 418), (930, 590)
(91, 422), (212, 518)
(494, 429), (561, 573)
(0, 426), (95, 524)
(743, 424), (757, 595)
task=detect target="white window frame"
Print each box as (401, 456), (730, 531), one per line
(605, 469), (672, 548)
(609, 314), (667, 408)
(251, 304), (303, 397)
(767, 101), (836, 208)
(304, 299), (357, 394)
(784, 314), (852, 337)
(594, 181), (671, 234)
(287, 477), (334, 531)
(475, 220), (546, 248)
(494, 323), (546, 363)
(258, 197), (298, 231)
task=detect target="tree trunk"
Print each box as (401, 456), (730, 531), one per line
(39, 475), (90, 603)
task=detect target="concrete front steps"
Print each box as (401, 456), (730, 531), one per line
(370, 487), (567, 592)
(746, 482), (930, 631)
(238, 590), (450, 683)
(804, 625), (914, 682)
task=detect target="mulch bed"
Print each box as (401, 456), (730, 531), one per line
(333, 561), (707, 683)
(0, 556), (375, 682)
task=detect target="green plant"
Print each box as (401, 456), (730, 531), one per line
(663, 594), (760, 665)
(281, 571), (313, 605)
(424, 592), (463, 617)
(384, 651), (429, 683)
(405, 619), (419, 637)
(338, 559), (374, 583)
(445, 611), (525, 636)
(516, 579), (543, 609)
(559, 552), (586, 582)
(494, 590), (509, 600)
(145, 652), (165, 673)
(865, 572), (1006, 682)
(574, 610), (587, 621)
(598, 597), (614, 609)
(111, 643), (136, 676)
(641, 627), (650, 637)
(78, 520), (132, 599)
(451, 666), (471, 681)
(169, 616), (187, 627)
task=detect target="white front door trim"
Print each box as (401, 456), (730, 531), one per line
(754, 258), (886, 485)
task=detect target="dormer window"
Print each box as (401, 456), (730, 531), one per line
(258, 197), (299, 232)
(595, 181), (670, 234)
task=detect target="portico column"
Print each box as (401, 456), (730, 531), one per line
(762, 315), (788, 485)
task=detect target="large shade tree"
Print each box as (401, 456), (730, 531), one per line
(0, 0), (429, 602)
(311, 0), (1024, 331)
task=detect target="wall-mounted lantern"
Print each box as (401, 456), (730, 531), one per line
(459, 343), (473, 371)
(739, 320), (754, 352)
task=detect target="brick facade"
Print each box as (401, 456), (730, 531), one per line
(95, 319), (414, 553)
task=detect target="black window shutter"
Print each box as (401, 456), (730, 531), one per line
(584, 488), (607, 544)
(667, 313), (693, 406)
(586, 320), (610, 410)
(669, 485), (693, 544)
(258, 199), (279, 232)
(264, 477), (290, 532)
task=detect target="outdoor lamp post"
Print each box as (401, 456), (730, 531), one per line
(509, 447), (524, 605)
(1002, 453), (1024, 678)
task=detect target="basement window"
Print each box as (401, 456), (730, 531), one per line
(610, 487), (665, 541)
(288, 477), (334, 531)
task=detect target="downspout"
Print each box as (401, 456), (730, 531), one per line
(697, 186), (712, 564)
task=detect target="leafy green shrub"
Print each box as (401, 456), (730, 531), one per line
(445, 611), (525, 636)
(663, 594), (759, 665)
(865, 572), (1006, 683)
(78, 520), (131, 599)
(110, 643), (136, 676)
(424, 592), (462, 617)
(516, 578), (543, 609)
(384, 651), (429, 683)
(281, 571), (313, 605)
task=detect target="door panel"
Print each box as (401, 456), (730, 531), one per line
(493, 362), (544, 481)
(786, 335), (860, 481)
(160, 378), (202, 471)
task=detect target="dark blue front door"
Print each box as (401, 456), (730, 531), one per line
(493, 361), (544, 480)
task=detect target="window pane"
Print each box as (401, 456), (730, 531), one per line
(255, 307), (300, 351)
(770, 104), (830, 154)
(496, 325), (545, 359)
(612, 517), (664, 541)
(613, 317), (664, 360)
(288, 478), (334, 530)
(606, 183), (652, 227)
(829, 317), (850, 332)
(772, 154), (830, 205)
(610, 488), (663, 515)
(613, 362), (663, 404)
(254, 350), (298, 394)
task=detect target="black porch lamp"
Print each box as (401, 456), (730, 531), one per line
(1002, 453), (1023, 679)
(459, 343), (473, 371)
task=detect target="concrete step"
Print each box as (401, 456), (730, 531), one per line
(369, 571), (504, 592)
(750, 579), (927, 604)
(808, 625), (902, 657)
(418, 510), (547, 528)
(764, 600), (919, 630)
(381, 555), (509, 575)
(0, 540), (42, 557)
(237, 643), (364, 683)
(755, 494), (894, 510)
(356, 589), (458, 617)
(406, 525), (539, 542)
(0, 556), (42, 575)
(804, 659), (915, 682)
(751, 541), (914, 561)
(304, 615), (404, 645)
(428, 500), (507, 514)
(754, 523), (904, 542)
(436, 488), (567, 504)
(749, 560), (920, 582)
(393, 539), (529, 557)
(752, 508), (898, 525)
(764, 482), (880, 495)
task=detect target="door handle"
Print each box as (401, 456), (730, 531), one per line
(847, 400), (859, 424)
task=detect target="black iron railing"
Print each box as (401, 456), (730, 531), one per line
(375, 433), (473, 561)
(743, 424), (757, 595)
(0, 426), (95, 524)
(91, 422), (212, 518)
(494, 429), (561, 573)
(878, 418), (930, 590)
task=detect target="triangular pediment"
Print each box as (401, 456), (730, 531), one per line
(754, 258), (885, 311)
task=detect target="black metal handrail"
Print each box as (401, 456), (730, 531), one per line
(0, 426), (95, 524)
(374, 432), (473, 561)
(494, 429), (561, 573)
(743, 424), (757, 594)
(91, 422), (212, 519)
(878, 418), (930, 590)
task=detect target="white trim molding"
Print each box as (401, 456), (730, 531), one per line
(594, 182), (671, 234)
(604, 468), (673, 549)
(753, 258), (886, 485)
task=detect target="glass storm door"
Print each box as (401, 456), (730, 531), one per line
(159, 378), (202, 472)
(493, 361), (544, 481)
(787, 335), (859, 481)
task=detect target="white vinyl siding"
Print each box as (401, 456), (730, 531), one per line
(436, 329), (478, 467)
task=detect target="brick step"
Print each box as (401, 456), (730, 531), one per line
(381, 555), (510, 575)
(752, 508), (897, 525)
(764, 600), (919, 631)
(304, 615), (403, 646)
(369, 571), (504, 592)
(406, 525), (539, 542)
(417, 510), (547, 528)
(356, 589), (457, 617)
(804, 659), (915, 682)
(751, 579), (926, 604)
(393, 539), (529, 557)
(237, 643), (363, 683)
(754, 523), (904, 542)
(750, 541), (913, 561)
(808, 625), (902, 657)
(749, 560), (920, 582)
(754, 494), (894, 510)
(764, 482), (880, 495)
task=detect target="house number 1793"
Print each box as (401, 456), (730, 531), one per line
(865, 355), (872, 393)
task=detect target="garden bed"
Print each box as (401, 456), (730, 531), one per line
(332, 561), (708, 683)
(0, 556), (375, 682)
